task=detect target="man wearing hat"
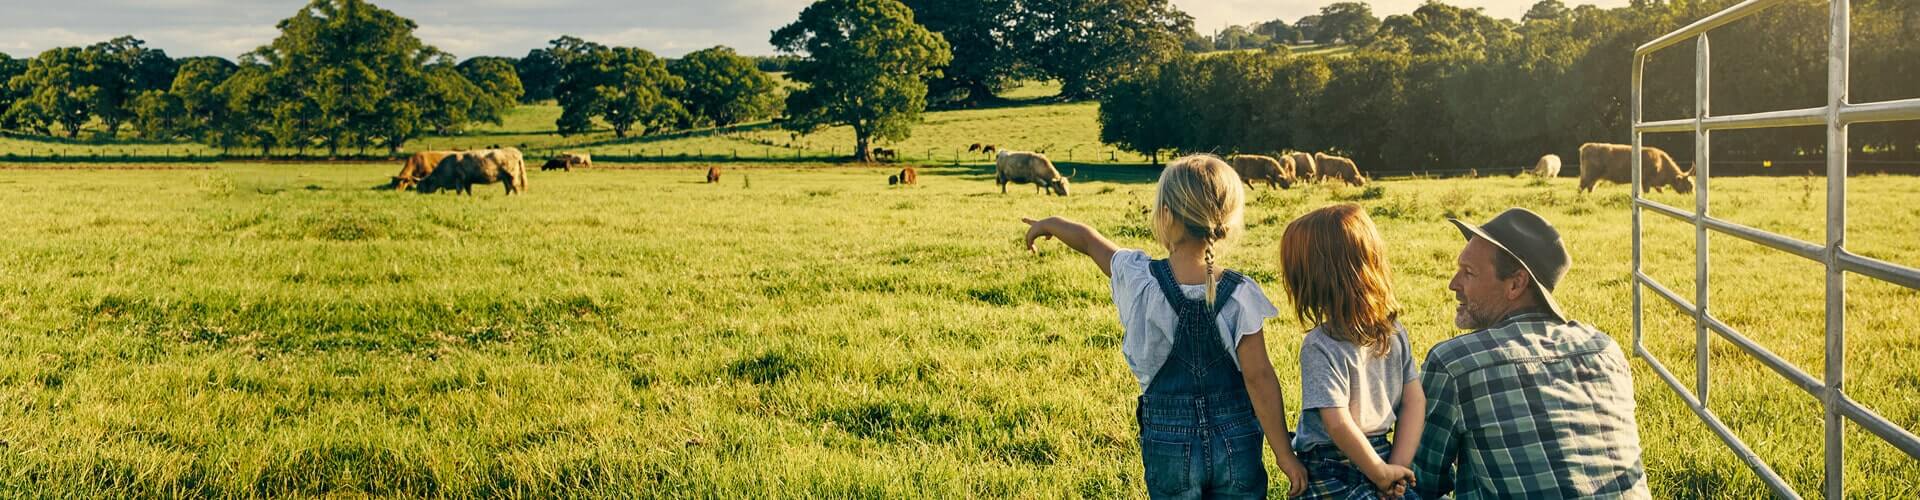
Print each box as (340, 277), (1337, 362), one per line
(1411, 208), (1648, 499)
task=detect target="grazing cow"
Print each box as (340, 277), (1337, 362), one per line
(995, 150), (1073, 196)
(1532, 154), (1562, 178)
(889, 174), (900, 186)
(418, 148), (527, 195)
(541, 159), (569, 171)
(1288, 151), (1318, 182)
(968, 143), (998, 157)
(1227, 154), (1294, 190)
(555, 152), (591, 169)
(391, 151), (457, 191)
(706, 166), (721, 184)
(872, 148), (897, 162)
(898, 167), (918, 186)
(1578, 143), (1693, 193)
(1314, 152), (1369, 186)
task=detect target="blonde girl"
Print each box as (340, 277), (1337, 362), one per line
(1023, 155), (1308, 498)
(1278, 204), (1425, 499)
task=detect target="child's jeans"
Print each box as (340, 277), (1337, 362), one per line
(1138, 393), (1268, 499)
(1292, 434), (1420, 500)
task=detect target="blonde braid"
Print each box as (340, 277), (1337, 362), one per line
(1204, 243), (1217, 310)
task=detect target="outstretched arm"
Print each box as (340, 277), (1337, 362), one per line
(1021, 216), (1120, 277)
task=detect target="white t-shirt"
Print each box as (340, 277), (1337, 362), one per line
(1110, 249), (1280, 392)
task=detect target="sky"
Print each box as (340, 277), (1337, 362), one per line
(0, 0), (1632, 60)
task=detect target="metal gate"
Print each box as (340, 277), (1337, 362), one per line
(1629, 0), (1920, 497)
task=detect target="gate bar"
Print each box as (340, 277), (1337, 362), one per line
(1635, 98), (1920, 133)
(1636, 344), (1800, 498)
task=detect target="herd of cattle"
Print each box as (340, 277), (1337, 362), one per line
(383, 142), (1693, 197)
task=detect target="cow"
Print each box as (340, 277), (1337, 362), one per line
(1314, 152), (1369, 187)
(1288, 151), (1318, 182)
(1227, 154), (1294, 190)
(1532, 154), (1562, 178)
(417, 148), (527, 195)
(898, 167), (918, 186)
(391, 151), (457, 191)
(706, 166), (721, 184)
(996, 150), (1073, 196)
(1578, 143), (1693, 193)
(872, 148), (897, 162)
(889, 174), (900, 186)
(969, 143), (998, 157)
(541, 159), (569, 171)
(558, 152), (591, 169)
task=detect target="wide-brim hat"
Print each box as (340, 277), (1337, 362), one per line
(1448, 208), (1569, 321)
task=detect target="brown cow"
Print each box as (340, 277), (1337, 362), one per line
(1289, 152), (1318, 182)
(872, 148), (897, 162)
(996, 150), (1072, 196)
(418, 148), (527, 195)
(898, 167), (918, 186)
(391, 151), (456, 191)
(541, 159), (569, 171)
(1578, 143), (1693, 193)
(1314, 152), (1368, 187)
(706, 166), (721, 184)
(1227, 154), (1294, 190)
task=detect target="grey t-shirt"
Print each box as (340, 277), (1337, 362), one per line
(1292, 323), (1417, 451)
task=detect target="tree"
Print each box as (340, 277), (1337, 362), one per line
(772, 0), (952, 162)
(1316, 2), (1381, 44)
(901, 0), (1030, 106)
(1254, 19), (1301, 45)
(1027, 0), (1191, 100)
(249, 0), (454, 156)
(0, 52), (25, 131)
(458, 56), (523, 124)
(7, 47), (94, 138)
(167, 57), (239, 147)
(1214, 25), (1272, 51)
(1294, 15), (1324, 42)
(668, 46), (780, 128)
(83, 36), (176, 138)
(1524, 0), (1571, 22)
(1372, 3), (1515, 56)
(131, 90), (187, 140)
(554, 45), (685, 138)
(517, 36), (603, 103)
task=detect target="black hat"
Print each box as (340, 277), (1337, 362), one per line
(1448, 208), (1570, 321)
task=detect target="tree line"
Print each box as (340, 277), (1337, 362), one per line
(0, 0), (784, 156)
(1103, 0), (1920, 171)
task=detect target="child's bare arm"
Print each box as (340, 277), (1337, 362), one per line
(1237, 332), (1309, 496)
(1388, 379), (1426, 467)
(1021, 216), (1120, 277)
(1321, 406), (1414, 492)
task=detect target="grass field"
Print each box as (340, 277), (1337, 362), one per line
(0, 162), (1913, 497)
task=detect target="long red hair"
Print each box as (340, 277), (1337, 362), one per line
(1280, 204), (1401, 355)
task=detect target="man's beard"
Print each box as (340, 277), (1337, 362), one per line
(1455, 297), (1500, 330)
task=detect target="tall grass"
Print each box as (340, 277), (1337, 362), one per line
(0, 164), (1913, 496)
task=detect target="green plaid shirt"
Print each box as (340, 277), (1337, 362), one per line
(1412, 310), (1649, 499)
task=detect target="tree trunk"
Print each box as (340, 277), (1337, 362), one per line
(854, 126), (872, 163)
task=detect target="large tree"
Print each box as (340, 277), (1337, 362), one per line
(517, 36), (602, 103)
(554, 45), (685, 138)
(83, 36), (176, 138)
(1316, 2), (1381, 44)
(772, 0), (952, 162)
(0, 52), (25, 131)
(1026, 0), (1191, 100)
(458, 56), (524, 124)
(900, 0), (1030, 106)
(668, 46), (780, 128)
(248, 0), (455, 156)
(6, 47), (94, 138)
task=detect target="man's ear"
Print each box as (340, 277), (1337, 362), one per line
(1505, 271), (1533, 302)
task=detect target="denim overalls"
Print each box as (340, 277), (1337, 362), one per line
(1136, 260), (1268, 499)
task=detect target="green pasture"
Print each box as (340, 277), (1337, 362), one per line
(0, 162), (1913, 497)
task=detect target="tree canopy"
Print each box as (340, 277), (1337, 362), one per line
(668, 46), (780, 128)
(772, 0), (952, 162)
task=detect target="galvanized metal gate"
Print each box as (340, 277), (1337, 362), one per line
(1629, 0), (1920, 497)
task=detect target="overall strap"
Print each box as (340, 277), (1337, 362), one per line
(1147, 259), (1245, 315)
